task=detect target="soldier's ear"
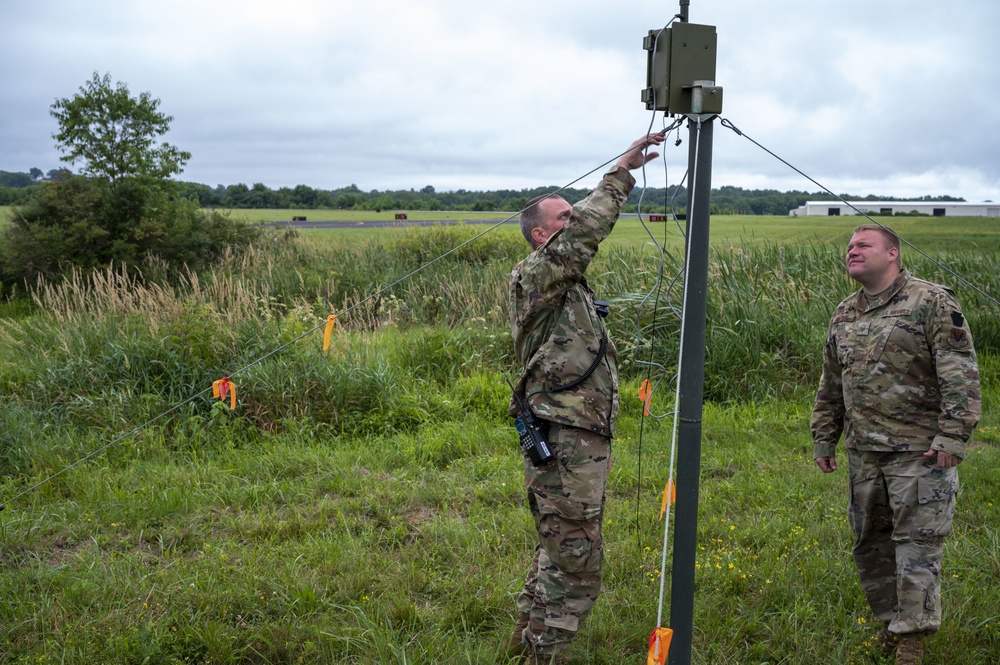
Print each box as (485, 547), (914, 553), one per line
(531, 226), (547, 248)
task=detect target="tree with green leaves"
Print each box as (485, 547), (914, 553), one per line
(0, 73), (258, 288)
(49, 72), (191, 190)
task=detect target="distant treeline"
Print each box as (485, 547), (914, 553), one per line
(0, 169), (966, 215)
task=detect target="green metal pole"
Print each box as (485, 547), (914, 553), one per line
(668, 112), (714, 665)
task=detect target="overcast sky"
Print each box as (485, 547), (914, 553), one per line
(2, 0), (998, 201)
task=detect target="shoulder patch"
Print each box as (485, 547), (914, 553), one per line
(948, 328), (969, 348)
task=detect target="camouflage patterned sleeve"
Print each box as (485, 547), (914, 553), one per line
(540, 166), (634, 289)
(925, 289), (981, 458)
(811, 320), (846, 459)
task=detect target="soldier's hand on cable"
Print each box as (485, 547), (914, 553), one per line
(924, 449), (961, 468)
(617, 132), (667, 171)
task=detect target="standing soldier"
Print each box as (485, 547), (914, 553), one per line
(505, 133), (665, 664)
(811, 224), (981, 665)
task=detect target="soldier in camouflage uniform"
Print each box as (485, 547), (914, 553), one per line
(505, 133), (665, 664)
(811, 224), (980, 665)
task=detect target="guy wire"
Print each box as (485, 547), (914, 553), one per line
(0, 139), (671, 513)
(719, 117), (999, 308)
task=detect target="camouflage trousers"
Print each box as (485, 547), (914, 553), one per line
(515, 423), (610, 657)
(847, 449), (958, 635)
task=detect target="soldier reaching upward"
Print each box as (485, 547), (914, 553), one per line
(505, 133), (665, 664)
(812, 224), (981, 665)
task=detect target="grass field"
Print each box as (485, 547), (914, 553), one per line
(616, 214), (1000, 251)
(5, 202), (997, 250)
(1, 213), (998, 663)
(239, 209), (1000, 252)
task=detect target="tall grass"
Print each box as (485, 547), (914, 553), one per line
(3, 225), (997, 437)
(1, 221), (998, 663)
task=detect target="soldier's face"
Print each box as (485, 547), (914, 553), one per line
(846, 230), (897, 284)
(531, 197), (573, 247)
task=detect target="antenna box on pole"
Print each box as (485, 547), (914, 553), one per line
(642, 22), (722, 115)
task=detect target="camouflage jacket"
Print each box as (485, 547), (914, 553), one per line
(508, 166), (634, 437)
(811, 270), (981, 459)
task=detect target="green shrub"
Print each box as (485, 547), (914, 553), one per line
(0, 177), (260, 286)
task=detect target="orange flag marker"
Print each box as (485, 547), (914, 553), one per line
(212, 377), (237, 410)
(638, 379), (653, 416)
(322, 315), (337, 351)
(646, 626), (674, 665)
(659, 479), (677, 520)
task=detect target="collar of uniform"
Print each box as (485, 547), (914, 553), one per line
(851, 269), (911, 313)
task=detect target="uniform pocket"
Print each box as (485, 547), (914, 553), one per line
(531, 426), (607, 522)
(877, 318), (926, 375)
(913, 469), (958, 539)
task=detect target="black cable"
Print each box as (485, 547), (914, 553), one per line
(631, 107), (685, 551)
(630, 13), (688, 549)
(550, 337), (608, 392)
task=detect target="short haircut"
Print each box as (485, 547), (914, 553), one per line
(853, 223), (902, 267)
(520, 194), (556, 249)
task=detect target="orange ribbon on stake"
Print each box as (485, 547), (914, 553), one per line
(638, 379), (653, 416)
(322, 315), (337, 351)
(212, 377), (237, 410)
(646, 626), (674, 665)
(659, 479), (677, 520)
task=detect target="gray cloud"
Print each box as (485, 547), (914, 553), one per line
(2, 0), (997, 201)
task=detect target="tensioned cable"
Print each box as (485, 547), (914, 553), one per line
(0, 139), (670, 512)
(719, 117), (1000, 308)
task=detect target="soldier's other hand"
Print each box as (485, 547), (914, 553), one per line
(815, 456), (838, 473)
(924, 449), (961, 468)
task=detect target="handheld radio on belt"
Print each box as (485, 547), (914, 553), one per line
(502, 371), (554, 466)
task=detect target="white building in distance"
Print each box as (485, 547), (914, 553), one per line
(789, 201), (1000, 217)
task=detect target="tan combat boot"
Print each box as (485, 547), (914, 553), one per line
(895, 632), (924, 665)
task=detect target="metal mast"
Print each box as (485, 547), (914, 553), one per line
(669, 106), (714, 665)
(641, 2), (720, 662)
